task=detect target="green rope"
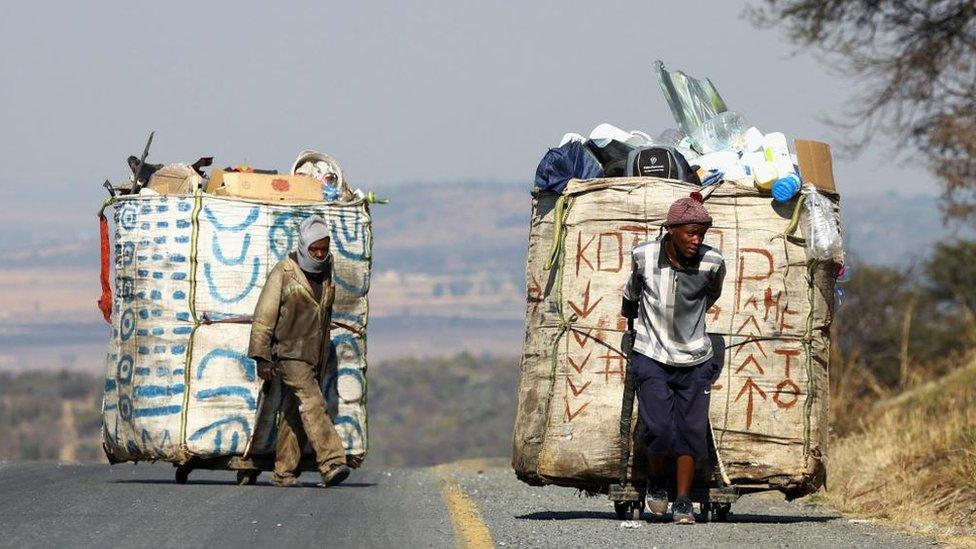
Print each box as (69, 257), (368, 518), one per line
(781, 193), (808, 246)
(178, 190), (204, 457)
(365, 191), (390, 205)
(538, 193), (573, 447)
(361, 201), (373, 455)
(802, 259), (819, 456)
(97, 196), (116, 217)
(188, 189), (203, 323)
(544, 195), (569, 271)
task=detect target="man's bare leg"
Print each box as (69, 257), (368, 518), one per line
(673, 454), (697, 524)
(675, 454), (694, 497)
(645, 453), (669, 514)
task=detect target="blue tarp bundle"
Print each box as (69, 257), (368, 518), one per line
(534, 141), (604, 194)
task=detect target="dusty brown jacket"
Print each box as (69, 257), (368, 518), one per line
(248, 253), (336, 367)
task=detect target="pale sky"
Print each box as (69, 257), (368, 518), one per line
(0, 0), (937, 246)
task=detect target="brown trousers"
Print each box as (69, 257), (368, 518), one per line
(274, 359), (346, 479)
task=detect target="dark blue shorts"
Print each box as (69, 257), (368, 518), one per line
(633, 352), (716, 459)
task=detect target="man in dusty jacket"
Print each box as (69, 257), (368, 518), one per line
(248, 215), (351, 488)
(621, 192), (726, 524)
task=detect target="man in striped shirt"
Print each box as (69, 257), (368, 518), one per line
(621, 192), (726, 524)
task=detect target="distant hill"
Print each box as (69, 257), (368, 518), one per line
(0, 181), (970, 374)
(2, 181), (957, 271)
(839, 192), (972, 266)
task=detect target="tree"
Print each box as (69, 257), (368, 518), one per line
(750, 1), (976, 223)
(831, 256), (972, 415)
(925, 239), (976, 342)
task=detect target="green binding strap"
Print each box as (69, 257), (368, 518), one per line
(544, 194), (569, 271)
(97, 196), (116, 217)
(364, 191), (390, 204)
(781, 193), (808, 246)
(537, 192), (574, 452)
(802, 259), (819, 456)
(178, 189), (205, 457)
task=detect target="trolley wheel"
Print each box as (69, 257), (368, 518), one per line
(712, 503), (731, 522)
(236, 470), (260, 485)
(614, 500), (644, 521)
(175, 464), (192, 484)
(699, 502), (711, 523)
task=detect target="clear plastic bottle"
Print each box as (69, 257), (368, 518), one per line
(690, 111), (747, 153)
(800, 185), (844, 262)
(654, 128), (685, 148)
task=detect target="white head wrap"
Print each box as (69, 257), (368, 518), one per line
(297, 216), (331, 273)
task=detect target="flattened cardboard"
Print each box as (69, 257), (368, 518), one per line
(207, 170), (322, 203)
(795, 139), (837, 194)
(147, 170), (203, 195)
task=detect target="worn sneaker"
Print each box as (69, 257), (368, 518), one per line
(671, 496), (696, 524)
(270, 474), (300, 488)
(318, 463), (351, 488)
(645, 487), (669, 515)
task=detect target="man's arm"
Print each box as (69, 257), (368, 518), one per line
(704, 260), (727, 310)
(248, 263), (283, 378)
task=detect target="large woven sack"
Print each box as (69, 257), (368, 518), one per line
(512, 178), (835, 497)
(101, 194), (371, 463)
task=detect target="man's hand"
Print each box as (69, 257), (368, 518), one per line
(257, 359), (276, 380)
(621, 330), (636, 359)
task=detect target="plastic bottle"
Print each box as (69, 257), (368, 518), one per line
(800, 185), (844, 262)
(771, 173), (801, 202)
(654, 128), (685, 148)
(690, 111), (747, 153)
(762, 132), (794, 176)
(743, 127), (764, 152)
(750, 154), (777, 191)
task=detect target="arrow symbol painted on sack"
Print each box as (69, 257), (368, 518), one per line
(736, 315), (763, 336)
(528, 275), (543, 303)
(564, 398), (590, 422)
(568, 352), (591, 373)
(734, 336), (768, 358)
(568, 280), (603, 319)
(735, 354), (765, 375)
(567, 377), (591, 397)
(735, 377), (767, 431)
(571, 329), (592, 348)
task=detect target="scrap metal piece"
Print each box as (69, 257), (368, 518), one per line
(129, 131), (156, 194)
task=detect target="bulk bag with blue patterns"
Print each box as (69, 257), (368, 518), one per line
(101, 193), (371, 464)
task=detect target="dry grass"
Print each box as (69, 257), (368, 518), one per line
(825, 360), (976, 546)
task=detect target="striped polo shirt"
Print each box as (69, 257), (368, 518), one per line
(622, 236), (726, 367)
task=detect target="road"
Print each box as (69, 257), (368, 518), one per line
(0, 460), (931, 548)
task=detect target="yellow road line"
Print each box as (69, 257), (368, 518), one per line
(436, 467), (494, 549)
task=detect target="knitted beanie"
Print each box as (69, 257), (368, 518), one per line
(664, 192), (712, 228)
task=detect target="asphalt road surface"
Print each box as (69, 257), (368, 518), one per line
(0, 460), (932, 548)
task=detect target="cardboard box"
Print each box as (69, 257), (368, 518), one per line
(147, 166), (204, 195)
(207, 170), (323, 203)
(795, 139), (837, 194)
